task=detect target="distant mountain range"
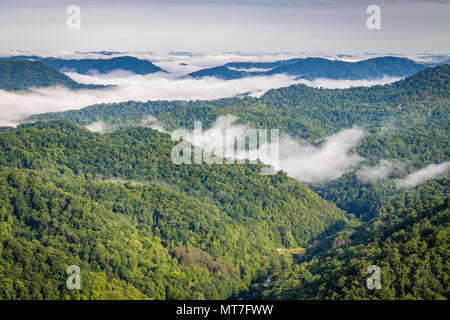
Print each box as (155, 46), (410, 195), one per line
(3, 54), (447, 82)
(0, 59), (107, 91)
(2, 55), (165, 75)
(187, 56), (429, 80)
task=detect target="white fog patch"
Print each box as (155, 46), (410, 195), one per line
(396, 162), (450, 188)
(86, 121), (107, 133)
(178, 115), (365, 184)
(140, 115), (167, 133)
(0, 86), (106, 127)
(101, 178), (149, 186)
(378, 118), (397, 135)
(356, 160), (396, 182)
(0, 73), (401, 127)
(85, 121), (122, 133)
(85, 116), (166, 133)
(0, 74), (301, 126)
(99, 177), (180, 192)
(277, 127), (364, 183)
(227, 67), (274, 72)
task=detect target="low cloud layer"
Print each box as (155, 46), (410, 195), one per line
(85, 116), (167, 134)
(53, 112), (450, 188)
(140, 115), (167, 133)
(86, 121), (109, 133)
(0, 74), (298, 126)
(0, 51), (407, 127)
(3, 50), (444, 74)
(0, 71), (400, 127)
(175, 115), (365, 184)
(356, 160), (396, 182)
(0, 51), (303, 77)
(396, 162), (450, 188)
(276, 127), (364, 183)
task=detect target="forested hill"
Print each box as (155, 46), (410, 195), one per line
(3, 55), (165, 75)
(260, 63), (450, 105)
(187, 56), (426, 80)
(25, 65), (450, 220)
(30, 64), (449, 136)
(258, 176), (449, 300)
(390, 63), (450, 97)
(0, 60), (106, 91)
(0, 120), (347, 299)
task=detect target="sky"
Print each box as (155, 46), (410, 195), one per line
(0, 0), (449, 54)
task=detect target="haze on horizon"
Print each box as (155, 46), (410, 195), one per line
(0, 0), (449, 54)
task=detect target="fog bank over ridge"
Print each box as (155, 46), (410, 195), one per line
(0, 51), (410, 127)
(2, 51), (446, 127)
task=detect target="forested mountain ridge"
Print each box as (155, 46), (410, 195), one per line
(26, 65), (450, 219)
(0, 60), (106, 91)
(0, 120), (347, 299)
(187, 56), (426, 80)
(3, 55), (165, 75)
(29, 64), (449, 137)
(1, 122), (445, 299)
(259, 63), (449, 113)
(257, 176), (449, 300)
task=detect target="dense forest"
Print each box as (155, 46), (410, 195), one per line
(0, 60), (106, 91)
(187, 56), (426, 80)
(1, 63), (448, 300)
(0, 121), (347, 299)
(256, 176), (449, 300)
(28, 65), (450, 219)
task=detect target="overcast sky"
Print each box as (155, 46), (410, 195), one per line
(0, 0), (449, 54)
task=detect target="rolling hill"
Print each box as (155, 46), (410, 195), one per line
(26, 65), (450, 220)
(187, 56), (426, 80)
(3, 55), (166, 75)
(0, 59), (106, 91)
(0, 120), (347, 299)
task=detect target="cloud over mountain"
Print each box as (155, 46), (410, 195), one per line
(397, 162), (450, 188)
(173, 115), (365, 184)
